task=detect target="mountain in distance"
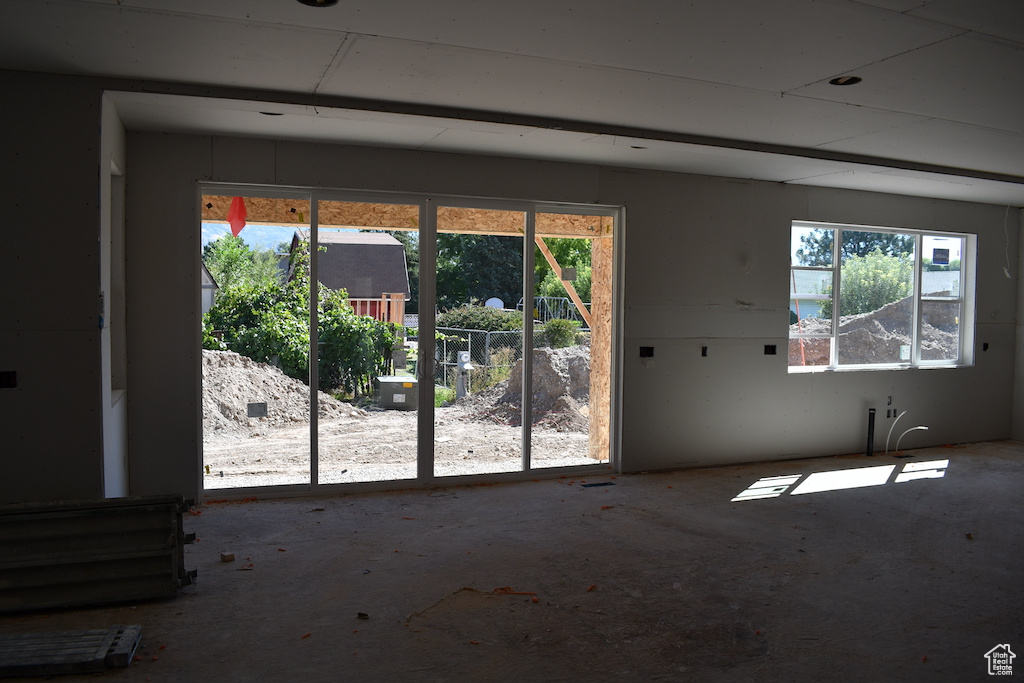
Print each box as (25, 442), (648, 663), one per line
(201, 223), (298, 252)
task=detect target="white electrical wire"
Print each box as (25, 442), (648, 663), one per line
(885, 410), (906, 454)
(895, 425), (929, 454)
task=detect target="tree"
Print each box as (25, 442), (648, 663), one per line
(923, 258), (961, 272)
(202, 240), (398, 397)
(436, 305), (522, 332)
(819, 249), (913, 319)
(796, 229), (914, 267)
(436, 234), (522, 310)
(203, 235), (282, 291)
(534, 238), (590, 285)
(537, 261), (592, 303)
(535, 237), (592, 303)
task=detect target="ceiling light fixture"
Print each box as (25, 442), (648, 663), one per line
(296, 0), (338, 6)
(829, 76), (862, 86)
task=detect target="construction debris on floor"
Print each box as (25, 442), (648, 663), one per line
(0, 625), (141, 677)
(0, 441), (1020, 681)
(0, 496), (195, 614)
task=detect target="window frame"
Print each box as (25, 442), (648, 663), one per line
(789, 220), (975, 372)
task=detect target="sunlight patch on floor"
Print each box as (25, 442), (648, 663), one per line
(731, 459), (950, 502)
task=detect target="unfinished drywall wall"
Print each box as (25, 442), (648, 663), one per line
(100, 94), (129, 498)
(1013, 210), (1024, 440)
(615, 173), (1018, 470)
(2, 68), (1018, 508)
(122, 130), (1019, 502)
(0, 72), (105, 503)
(124, 133), (211, 498)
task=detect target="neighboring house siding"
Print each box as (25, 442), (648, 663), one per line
(200, 263), (218, 316)
(290, 231), (410, 325)
(790, 270), (827, 320)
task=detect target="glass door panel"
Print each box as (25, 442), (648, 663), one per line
(200, 192), (312, 489)
(314, 198), (420, 484)
(530, 213), (613, 468)
(434, 206), (527, 477)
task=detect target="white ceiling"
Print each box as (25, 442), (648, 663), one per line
(2, 0), (1023, 206)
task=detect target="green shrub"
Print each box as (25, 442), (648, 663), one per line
(202, 326), (227, 351)
(437, 305), (522, 332)
(540, 318), (581, 348)
(818, 249), (913, 319)
(434, 386), (455, 407)
(201, 240), (398, 397)
(472, 346), (515, 392)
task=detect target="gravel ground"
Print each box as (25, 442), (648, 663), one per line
(202, 349), (602, 489)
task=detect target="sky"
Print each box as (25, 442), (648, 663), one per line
(201, 223), (298, 252)
(202, 224), (369, 252)
(790, 227), (963, 265)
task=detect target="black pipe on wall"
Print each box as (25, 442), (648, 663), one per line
(866, 408), (876, 457)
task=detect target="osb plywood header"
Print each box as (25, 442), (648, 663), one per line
(537, 212), (613, 237)
(203, 196), (613, 238)
(201, 196), (418, 230)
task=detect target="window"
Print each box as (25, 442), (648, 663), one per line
(789, 221), (974, 371)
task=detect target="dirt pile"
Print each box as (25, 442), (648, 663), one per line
(203, 344), (592, 443)
(790, 295), (959, 365)
(461, 346), (591, 432)
(202, 350), (365, 438)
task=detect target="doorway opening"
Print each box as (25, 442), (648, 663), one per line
(199, 188), (617, 492)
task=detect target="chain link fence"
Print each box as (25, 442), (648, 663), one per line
(404, 322), (591, 394)
(434, 327), (523, 392)
(518, 296), (590, 325)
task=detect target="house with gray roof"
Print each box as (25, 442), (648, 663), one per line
(290, 231), (410, 324)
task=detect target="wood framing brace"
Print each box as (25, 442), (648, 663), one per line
(534, 236), (592, 327)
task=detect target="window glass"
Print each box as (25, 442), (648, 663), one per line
(790, 269), (832, 318)
(835, 230), (915, 365)
(789, 222), (970, 371)
(792, 225), (832, 266)
(922, 236), (962, 297)
(920, 301), (961, 362)
(788, 337), (831, 367)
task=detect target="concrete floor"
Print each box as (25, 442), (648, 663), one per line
(2, 441), (1022, 682)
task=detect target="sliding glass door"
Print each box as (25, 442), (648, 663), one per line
(200, 186), (617, 492)
(313, 196), (422, 485)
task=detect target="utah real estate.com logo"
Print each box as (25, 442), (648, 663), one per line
(985, 644), (1015, 676)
